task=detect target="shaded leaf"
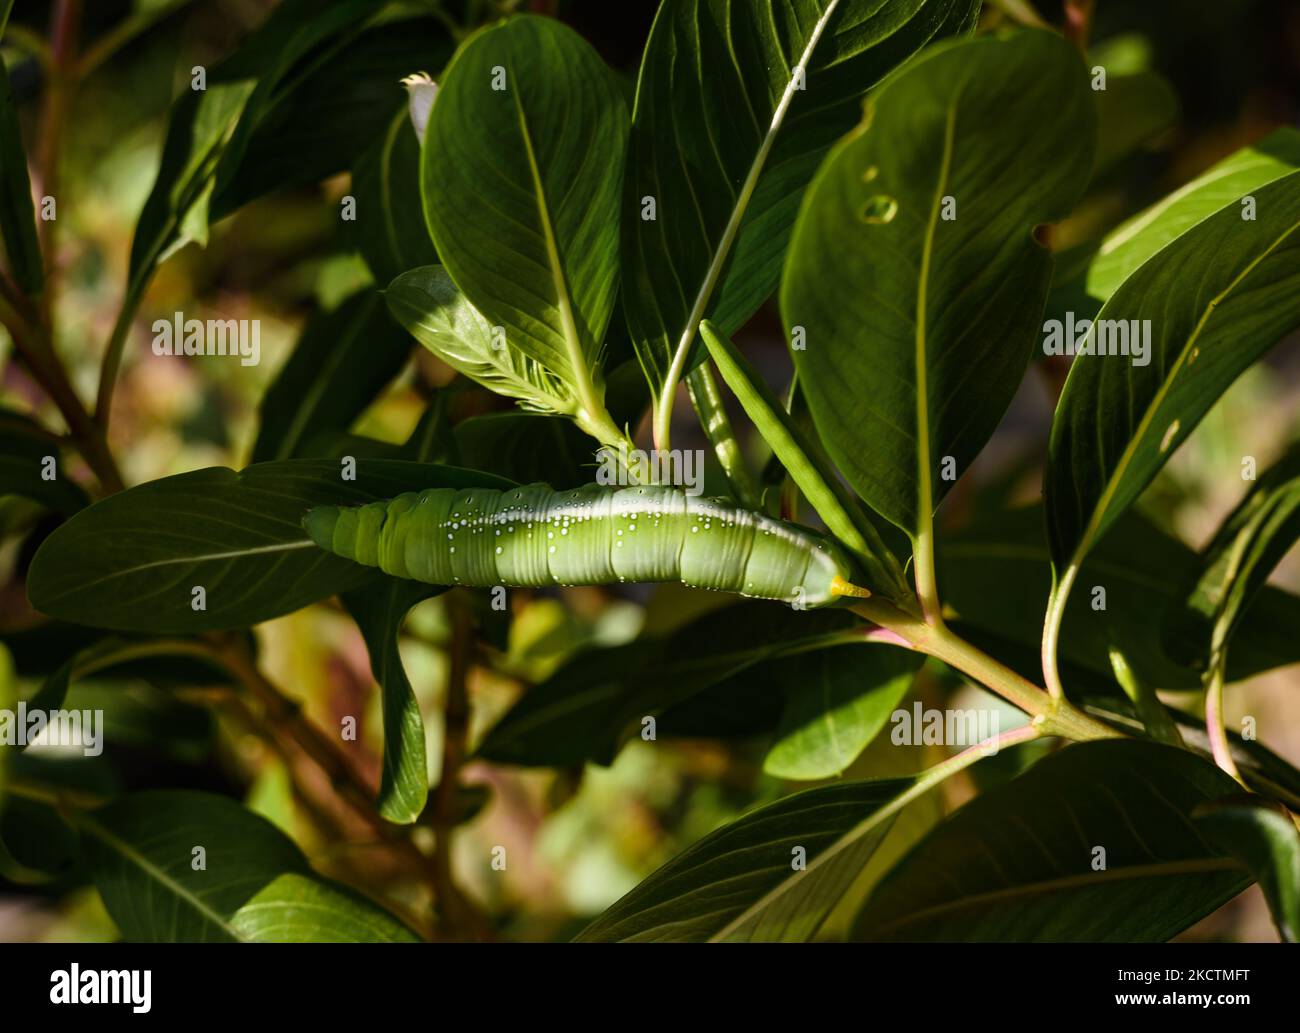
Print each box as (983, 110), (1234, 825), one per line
(81, 790), (419, 942)
(853, 741), (1247, 942)
(0, 44), (41, 295)
(0, 414), (89, 514)
(252, 290), (412, 462)
(1166, 443), (1300, 672)
(783, 30), (1095, 535)
(213, 18), (450, 214)
(940, 502), (1300, 689)
(576, 778), (910, 942)
(1045, 168), (1300, 576)
(478, 602), (862, 767)
(624, 0), (978, 400)
(27, 460), (507, 633)
(352, 109), (438, 284)
(1194, 794), (1300, 942)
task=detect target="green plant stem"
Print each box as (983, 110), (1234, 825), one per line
(94, 280), (146, 429)
(1204, 660), (1246, 787)
(1041, 562), (1076, 701)
(686, 364), (760, 506)
(849, 598), (1122, 742)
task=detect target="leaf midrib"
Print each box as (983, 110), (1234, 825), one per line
(80, 812), (246, 942)
(506, 51), (601, 421)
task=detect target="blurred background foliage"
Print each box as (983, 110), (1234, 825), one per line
(0, 0), (1297, 942)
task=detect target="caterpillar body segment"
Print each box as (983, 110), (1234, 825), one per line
(304, 484), (869, 608)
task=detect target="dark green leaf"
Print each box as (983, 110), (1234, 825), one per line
(0, 47), (42, 295)
(1194, 794), (1300, 942)
(477, 602), (862, 767)
(453, 412), (595, 489)
(783, 30), (1095, 535)
(81, 790), (419, 941)
(853, 741), (1247, 942)
(624, 0), (978, 401)
(341, 578), (440, 824)
(421, 16), (627, 431)
(129, 0), (378, 283)
(27, 459), (508, 633)
(252, 290), (412, 462)
(213, 19), (450, 215)
(1166, 444), (1300, 672)
(940, 503), (1300, 689)
(352, 110), (438, 284)
(1045, 169), (1300, 577)
(576, 778), (910, 942)
(0, 414), (89, 513)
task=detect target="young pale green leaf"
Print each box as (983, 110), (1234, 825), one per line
(576, 777), (911, 942)
(386, 266), (571, 415)
(853, 741), (1247, 942)
(421, 15), (627, 431)
(1194, 794), (1300, 942)
(763, 645), (921, 780)
(940, 503), (1300, 690)
(27, 460), (508, 633)
(698, 321), (906, 599)
(1166, 444), (1300, 673)
(1045, 169), (1300, 577)
(81, 790), (419, 942)
(0, 50), (42, 296)
(252, 291), (412, 462)
(342, 579), (440, 824)
(477, 603), (862, 768)
(351, 110), (439, 285)
(1086, 128), (1300, 306)
(623, 0), (979, 403)
(783, 30), (1095, 536)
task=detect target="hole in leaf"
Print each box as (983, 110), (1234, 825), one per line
(1159, 419), (1181, 454)
(859, 195), (898, 224)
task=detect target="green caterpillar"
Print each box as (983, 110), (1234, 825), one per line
(304, 484), (870, 608)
